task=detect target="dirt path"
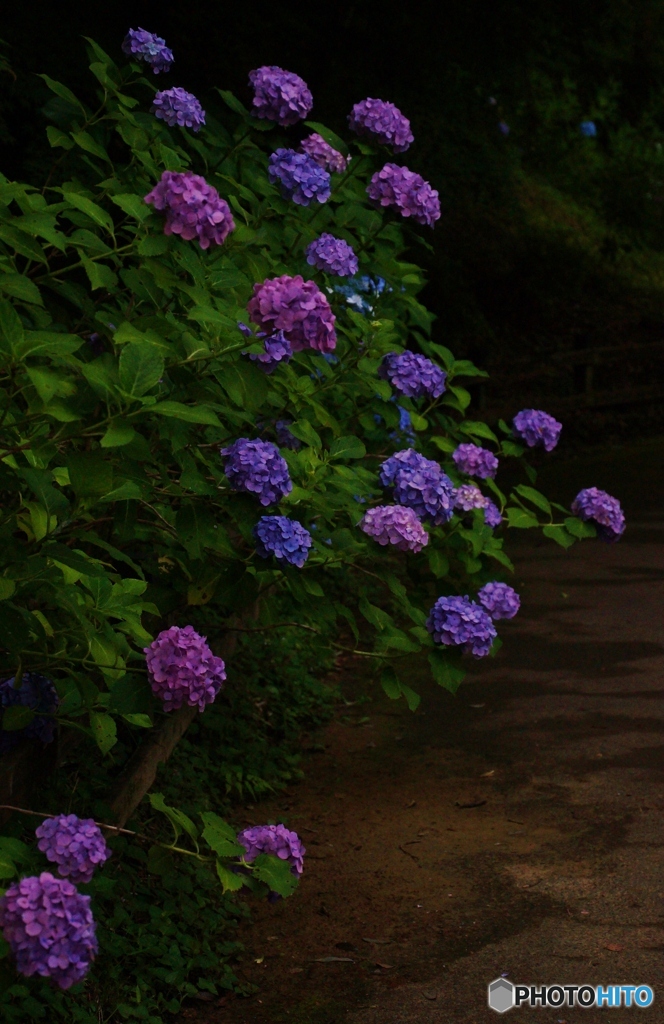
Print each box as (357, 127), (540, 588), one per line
(186, 504), (664, 1023)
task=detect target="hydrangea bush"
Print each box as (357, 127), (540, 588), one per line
(0, 31), (624, 995)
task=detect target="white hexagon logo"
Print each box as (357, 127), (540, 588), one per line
(488, 977), (515, 1013)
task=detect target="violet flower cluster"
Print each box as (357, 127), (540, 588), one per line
(248, 275), (337, 353)
(454, 485), (502, 529)
(360, 505), (429, 553)
(237, 823), (306, 876)
(122, 28), (173, 73)
(512, 409), (562, 452)
(0, 873), (97, 989)
(144, 170), (235, 249)
(239, 322), (292, 374)
(249, 66), (313, 126)
(0, 672), (59, 753)
(254, 516), (312, 568)
(35, 815), (111, 885)
(145, 625), (226, 712)
(268, 149), (331, 206)
(571, 487), (625, 541)
(348, 98), (414, 152)
(477, 582), (520, 620)
(305, 233), (358, 276)
(379, 351), (447, 399)
(452, 443), (499, 479)
(426, 595), (497, 658)
(367, 164), (441, 227)
(221, 438), (293, 505)
(275, 419), (301, 450)
(380, 449), (456, 525)
(300, 133), (349, 173)
(152, 88), (205, 130)
(483, 499), (503, 528)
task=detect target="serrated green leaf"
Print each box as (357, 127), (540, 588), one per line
(428, 649), (466, 693)
(513, 484), (551, 515)
(46, 126), (74, 150)
(251, 853), (299, 897)
(150, 401), (221, 426)
(149, 793), (199, 842)
(110, 193), (151, 222)
(71, 131), (110, 162)
(62, 189), (114, 233)
(542, 524), (576, 548)
(329, 435), (366, 460)
(119, 343), (164, 397)
(89, 712), (117, 754)
(505, 507), (539, 528)
(459, 420), (498, 443)
(216, 860), (245, 893)
(100, 423), (136, 447)
(0, 274), (43, 305)
(564, 516), (597, 539)
(201, 811), (245, 857)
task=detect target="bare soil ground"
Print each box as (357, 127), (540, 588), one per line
(185, 465), (664, 1023)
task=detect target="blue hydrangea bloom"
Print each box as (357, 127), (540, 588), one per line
(379, 351), (446, 399)
(221, 439), (292, 506)
(484, 499), (503, 528)
(254, 516), (312, 567)
(580, 120), (597, 137)
(306, 233), (358, 276)
(571, 487), (625, 541)
(238, 322), (292, 374)
(268, 150), (331, 206)
(152, 88), (205, 130)
(426, 595), (496, 657)
(122, 28), (173, 73)
(380, 449), (456, 525)
(512, 409), (562, 452)
(477, 582), (520, 620)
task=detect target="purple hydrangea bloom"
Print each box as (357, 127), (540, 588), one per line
(0, 872), (97, 989)
(254, 516), (312, 568)
(300, 133), (349, 173)
(144, 625), (226, 712)
(268, 149), (331, 206)
(221, 438), (292, 505)
(144, 171), (235, 250)
(238, 322), (292, 374)
(35, 815), (111, 885)
(152, 88), (205, 131)
(571, 487), (625, 542)
(426, 595), (497, 658)
(379, 449), (456, 525)
(0, 673), (59, 753)
(275, 420), (301, 450)
(238, 823), (306, 876)
(379, 351), (447, 399)
(367, 163), (440, 227)
(477, 582), (520, 620)
(454, 483), (486, 512)
(484, 499), (503, 528)
(305, 233), (358, 276)
(122, 27), (173, 74)
(348, 98), (414, 152)
(452, 442), (499, 479)
(360, 505), (429, 553)
(512, 409), (562, 452)
(249, 66), (313, 126)
(248, 275), (337, 353)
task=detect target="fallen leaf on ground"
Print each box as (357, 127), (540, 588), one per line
(312, 956), (354, 963)
(363, 938), (391, 945)
(423, 991), (438, 1000)
(605, 943), (624, 951)
(481, 770), (495, 777)
(374, 962), (395, 969)
(455, 799), (487, 808)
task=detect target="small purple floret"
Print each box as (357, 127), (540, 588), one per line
(144, 170), (235, 250)
(367, 163), (440, 227)
(254, 516), (312, 568)
(0, 872), (97, 989)
(379, 351), (446, 399)
(35, 815), (111, 885)
(453, 443), (498, 479)
(248, 275), (337, 353)
(306, 233), (358, 277)
(571, 487), (625, 542)
(348, 98), (414, 152)
(380, 449), (456, 525)
(122, 28), (173, 74)
(300, 133), (349, 173)
(221, 438), (292, 506)
(454, 483), (487, 512)
(426, 595), (496, 658)
(477, 582), (520, 620)
(238, 823), (306, 876)
(512, 409), (562, 452)
(0, 672), (59, 753)
(145, 625), (226, 712)
(484, 499), (503, 528)
(249, 66), (313, 126)
(360, 505), (429, 553)
(239, 322), (292, 374)
(152, 88), (205, 131)
(268, 149), (331, 206)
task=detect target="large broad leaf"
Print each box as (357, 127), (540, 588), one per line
(149, 793), (199, 842)
(328, 436), (366, 460)
(1, 706), (35, 731)
(513, 484), (551, 516)
(505, 507), (539, 529)
(251, 853), (299, 897)
(62, 189), (114, 233)
(119, 343), (164, 398)
(215, 360), (268, 411)
(303, 120), (349, 157)
(0, 274), (43, 306)
(66, 453), (114, 497)
(200, 811), (245, 857)
(0, 299), (24, 355)
(216, 861), (246, 893)
(89, 712), (117, 754)
(428, 649), (466, 694)
(150, 401), (221, 426)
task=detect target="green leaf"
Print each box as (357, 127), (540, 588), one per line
(216, 860), (245, 893)
(430, 435), (455, 454)
(99, 480), (142, 502)
(150, 401), (221, 426)
(70, 131), (110, 162)
(251, 853), (299, 897)
(380, 665), (401, 700)
(66, 453), (113, 497)
(0, 274), (43, 305)
(501, 440), (525, 457)
(329, 436), (366, 460)
(149, 793), (199, 842)
(459, 420), (498, 443)
(287, 420), (322, 448)
(1, 705), (36, 731)
(218, 90), (250, 117)
(122, 713), (153, 728)
(89, 712), (117, 754)
(0, 298), (24, 355)
(216, 360), (268, 411)
(564, 516), (597, 539)
(82, 258), (118, 291)
(14, 331), (84, 360)
(399, 681), (421, 712)
(147, 845), (175, 877)
(62, 189), (114, 233)
(38, 74), (85, 110)
(26, 367), (75, 404)
(542, 524), (576, 548)
(505, 507), (539, 529)
(100, 423), (136, 447)
(428, 549), (449, 577)
(0, 579), (16, 600)
(0, 838), (30, 864)
(200, 811), (245, 857)
(110, 193), (151, 222)
(119, 343), (164, 397)
(46, 126), (74, 150)
(513, 485), (551, 516)
(428, 650), (466, 693)
(303, 121), (349, 157)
